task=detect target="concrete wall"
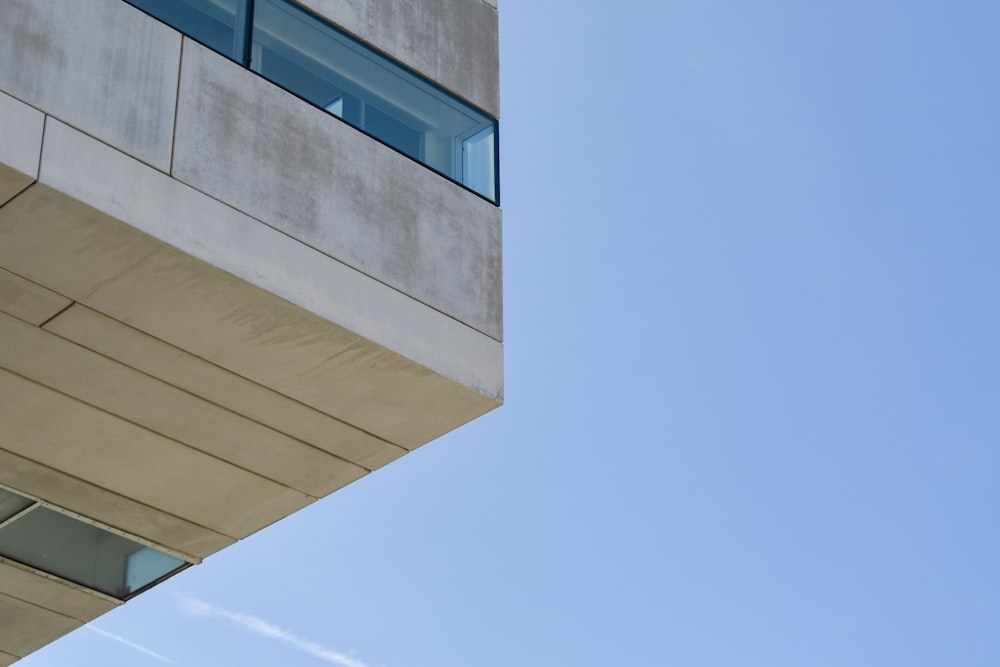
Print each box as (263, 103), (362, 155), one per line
(172, 41), (503, 340)
(0, 1), (180, 171)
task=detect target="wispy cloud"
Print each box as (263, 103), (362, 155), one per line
(174, 594), (371, 667)
(85, 625), (177, 664)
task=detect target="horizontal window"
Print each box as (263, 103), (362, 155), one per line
(125, 0), (499, 203)
(0, 488), (187, 599)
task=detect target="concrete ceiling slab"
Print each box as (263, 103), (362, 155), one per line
(0, 592), (81, 657)
(44, 305), (407, 471)
(0, 267), (70, 326)
(0, 184), (498, 450)
(0, 369), (313, 539)
(0, 311), (367, 497)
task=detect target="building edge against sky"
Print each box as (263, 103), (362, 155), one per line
(0, 0), (501, 661)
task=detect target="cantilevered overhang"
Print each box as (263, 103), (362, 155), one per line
(0, 0), (501, 658)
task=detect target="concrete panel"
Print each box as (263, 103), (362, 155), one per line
(0, 91), (43, 205)
(0, 0), (180, 170)
(0, 268), (71, 326)
(172, 41), (503, 341)
(45, 305), (407, 471)
(0, 650), (16, 666)
(78, 246), (500, 448)
(0, 451), (232, 560)
(0, 370), (313, 539)
(0, 311), (367, 497)
(0, 593), (80, 658)
(35, 118), (502, 402)
(299, 0), (499, 116)
(0, 183), (498, 448)
(0, 559), (118, 621)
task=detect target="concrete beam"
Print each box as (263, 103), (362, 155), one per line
(44, 305), (406, 471)
(0, 182), (498, 448)
(0, 369), (313, 539)
(37, 114), (503, 403)
(1, 120), (502, 448)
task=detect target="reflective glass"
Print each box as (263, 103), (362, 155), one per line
(0, 506), (186, 599)
(126, 0), (247, 61)
(251, 0), (498, 201)
(0, 488), (34, 524)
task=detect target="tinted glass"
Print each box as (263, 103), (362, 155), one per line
(127, 0), (246, 61)
(0, 488), (34, 524)
(0, 507), (186, 599)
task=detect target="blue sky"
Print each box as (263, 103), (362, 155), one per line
(21, 1), (1000, 665)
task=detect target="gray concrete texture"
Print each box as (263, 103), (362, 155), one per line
(41, 115), (501, 400)
(0, 0), (180, 171)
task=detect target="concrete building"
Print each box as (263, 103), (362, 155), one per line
(0, 0), (501, 661)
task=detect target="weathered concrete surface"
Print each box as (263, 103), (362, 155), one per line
(300, 0), (499, 116)
(0, 0), (180, 171)
(0, 560), (118, 621)
(173, 41), (504, 342)
(0, 1), (503, 659)
(0, 649), (17, 666)
(0, 182), (498, 449)
(0, 369), (314, 539)
(0, 90), (43, 206)
(39, 117), (502, 402)
(0, 312), (368, 497)
(0, 268), (70, 326)
(0, 451), (233, 560)
(45, 306), (407, 471)
(0, 592), (81, 658)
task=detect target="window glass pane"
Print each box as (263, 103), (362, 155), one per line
(0, 488), (34, 524)
(127, 0), (245, 61)
(463, 125), (497, 202)
(251, 0), (498, 200)
(0, 507), (186, 599)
